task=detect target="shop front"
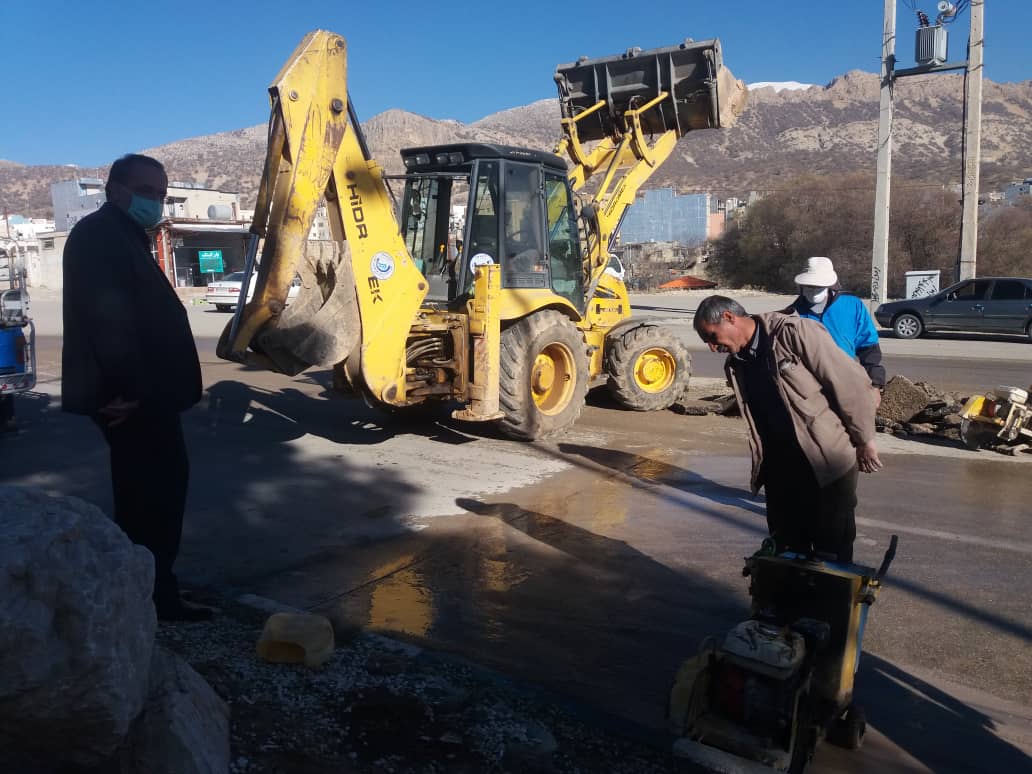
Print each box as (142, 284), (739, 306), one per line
(154, 221), (251, 289)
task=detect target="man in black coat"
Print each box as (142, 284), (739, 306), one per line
(62, 154), (210, 621)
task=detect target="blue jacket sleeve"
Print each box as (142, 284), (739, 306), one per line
(852, 297), (880, 349)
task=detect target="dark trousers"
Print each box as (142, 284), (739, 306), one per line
(763, 450), (858, 562)
(0, 394), (13, 423)
(96, 408), (189, 605)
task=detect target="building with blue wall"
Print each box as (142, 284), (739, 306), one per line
(618, 188), (712, 245)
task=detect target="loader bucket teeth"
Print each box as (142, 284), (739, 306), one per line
(554, 38), (747, 142)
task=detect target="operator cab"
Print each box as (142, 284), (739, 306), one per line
(397, 143), (584, 311)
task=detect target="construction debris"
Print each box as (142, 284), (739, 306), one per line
(878, 375), (932, 425)
(256, 612), (336, 667)
(672, 375), (1031, 457)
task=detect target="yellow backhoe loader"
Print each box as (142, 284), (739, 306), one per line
(218, 30), (746, 440)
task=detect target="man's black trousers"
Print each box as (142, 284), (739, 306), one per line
(763, 449), (858, 562)
(97, 408), (188, 605)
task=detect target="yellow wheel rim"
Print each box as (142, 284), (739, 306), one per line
(633, 348), (677, 394)
(531, 342), (576, 415)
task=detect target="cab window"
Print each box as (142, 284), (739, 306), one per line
(544, 172), (583, 304)
(501, 163), (547, 289)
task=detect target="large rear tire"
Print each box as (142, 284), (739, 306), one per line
(605, 325), (691, 411)
(498, 310), (589, 440)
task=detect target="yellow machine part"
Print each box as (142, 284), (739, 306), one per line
(219, 29), (745, 435)
(219, 30), (428, 405)
(453, 265), (504, 422)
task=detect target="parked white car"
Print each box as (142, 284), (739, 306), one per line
(206, 272), (301, 312)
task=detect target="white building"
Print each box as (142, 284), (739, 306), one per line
(51, 177), (106, 231)
(1004, 178), (1032, 204)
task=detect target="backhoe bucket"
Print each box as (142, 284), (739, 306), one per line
(554, 38), (747, 142)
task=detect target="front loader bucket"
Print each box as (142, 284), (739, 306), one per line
(554, 38), (747, 142)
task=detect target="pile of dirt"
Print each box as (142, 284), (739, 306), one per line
(157, 594), (688, 774)
(875, 376), (967, 442)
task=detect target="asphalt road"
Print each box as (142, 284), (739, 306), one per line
(6, 290), (1031, 773)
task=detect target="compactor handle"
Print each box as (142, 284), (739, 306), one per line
(876, 535), (899, 581)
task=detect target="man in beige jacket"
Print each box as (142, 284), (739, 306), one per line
(694, 296), (882, 562)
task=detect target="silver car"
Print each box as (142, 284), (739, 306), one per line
(874, 277), (1032, 341)
(205, 272), (301, 312)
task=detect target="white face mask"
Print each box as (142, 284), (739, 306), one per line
(801, 286), (829, 305)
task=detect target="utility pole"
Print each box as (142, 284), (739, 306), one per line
(871, 0), (896, 306)
(869, 1), (975, 304)
(956, 0), (984, 282)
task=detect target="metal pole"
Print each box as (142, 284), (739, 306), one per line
(957, 0), (984, 282)
(871, 0), (896, 306)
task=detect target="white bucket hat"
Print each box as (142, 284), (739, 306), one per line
(794, 256), (838, 288)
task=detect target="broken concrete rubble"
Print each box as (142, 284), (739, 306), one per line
(671, 375), (1029, 456)
(878, 375), (932, 424)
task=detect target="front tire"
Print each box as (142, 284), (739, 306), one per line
(827, 704), (866, 751)
(605, 325), (691, 411)
(215, 304), (231, 312)
(960, 417), (996, 450)
(498, 310), (589, 440)
(893, 313), (923, 339)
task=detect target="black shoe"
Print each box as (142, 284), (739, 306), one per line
(156, 598), (215, 622)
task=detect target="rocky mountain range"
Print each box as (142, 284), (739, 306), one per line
(3, 70), (1031, 220)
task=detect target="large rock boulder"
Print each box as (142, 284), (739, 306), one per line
(128, 646), (230, 774)
(0, 486), (156, 768)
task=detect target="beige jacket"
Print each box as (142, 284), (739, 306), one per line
(725, 312), (876, 493)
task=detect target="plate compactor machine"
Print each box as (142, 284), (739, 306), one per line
(669, 536), (899, 773)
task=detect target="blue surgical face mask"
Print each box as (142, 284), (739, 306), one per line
(127, 195), (164, 229)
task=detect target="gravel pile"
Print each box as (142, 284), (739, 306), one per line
(157, 594), (696, 774)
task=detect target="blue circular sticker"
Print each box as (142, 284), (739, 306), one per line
(469, 252), (494, 272)
(370, 252), (395, 280)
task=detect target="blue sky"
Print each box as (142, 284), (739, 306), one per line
(2, 0), (1029, 167)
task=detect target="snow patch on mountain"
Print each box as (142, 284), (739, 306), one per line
(747, 81), (816, 92)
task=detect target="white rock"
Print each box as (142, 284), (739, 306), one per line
(129, 646), (231, 774)
(0, 486), (156, 767)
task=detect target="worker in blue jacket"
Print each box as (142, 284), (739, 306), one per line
(788, 257), (886, 402)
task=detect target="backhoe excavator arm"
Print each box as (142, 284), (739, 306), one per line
(552, 39), (747, 286)
(217, 30), (428, 404)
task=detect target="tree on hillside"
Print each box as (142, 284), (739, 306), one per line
(708, 174), (875, 293)
(704, 175), (1031, 297)
(886, 185), (960, 294)
(978, 199), (1032, 277)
